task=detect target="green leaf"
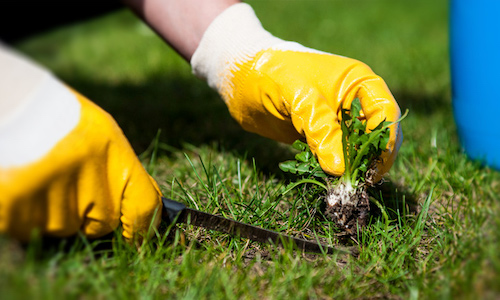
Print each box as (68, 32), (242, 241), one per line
(380, 131), (390, 151)
(340, 105), (352, 178)
(370, 119), (387, 131)
(295, 151), (312, 163)
(292, 140), (308, 151)
(350, 98), (362, 119)
(296, 162), (311, 175)
(352, 116), (365, 132)
(279, 161), (298, 174)
(313, 171), (328, 178)
(279, 97), (406, 189)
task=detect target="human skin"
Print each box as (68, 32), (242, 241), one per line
(123, 0), (240, 61)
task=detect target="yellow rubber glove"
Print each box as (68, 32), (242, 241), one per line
(191, 3), (402, 178)
(0, 47), (162, 242)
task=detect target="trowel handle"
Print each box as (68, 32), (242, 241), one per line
(161, 197), (187, 225)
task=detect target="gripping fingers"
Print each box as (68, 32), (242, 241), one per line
(356, 74), (403, 177)
(291, 89), (346, 176)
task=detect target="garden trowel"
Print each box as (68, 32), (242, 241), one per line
(161, 197), (357, 256)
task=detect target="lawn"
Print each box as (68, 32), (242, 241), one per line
(2, 0), (500, 299)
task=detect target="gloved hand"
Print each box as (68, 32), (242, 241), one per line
(0, 47), (162, 242)
(191, 3), (402, 178)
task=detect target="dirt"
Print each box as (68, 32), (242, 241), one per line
(325, 187), (370, 235)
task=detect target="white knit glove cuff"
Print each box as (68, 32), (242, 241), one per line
(0, 45), (81, 168)
(190, 3), (283, 98)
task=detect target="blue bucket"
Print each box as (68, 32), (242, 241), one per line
(450, 0), (500, 170)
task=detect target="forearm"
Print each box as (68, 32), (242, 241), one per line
(123, 0), (240, 61)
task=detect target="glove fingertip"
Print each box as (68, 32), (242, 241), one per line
(120, 172), (163, 242)
(313, 143), (345, 177)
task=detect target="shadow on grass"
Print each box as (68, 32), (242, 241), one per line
(0, 232), (117, 264)
(67, 74), (449, 178)
(67, 70), (429, 216)
(65, 73), (294, 176)
(393, 89), (451, 116)
(74, 72), (432, 183)
(369, 180), (420, 218)
(67, 72), (426, 219)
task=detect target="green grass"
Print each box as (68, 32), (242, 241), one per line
(2, 0), (500, 298)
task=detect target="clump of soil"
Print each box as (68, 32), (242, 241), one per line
(324, 185), (370, 235)
(323, 168), (376, 235)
